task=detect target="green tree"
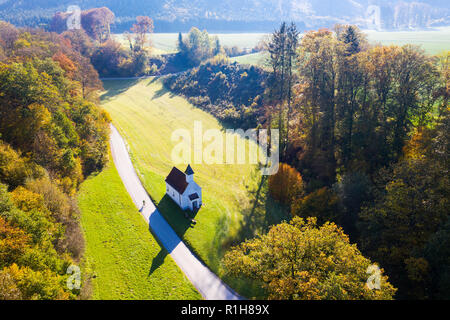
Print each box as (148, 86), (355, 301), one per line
(335, 24), (367, 55)
(422, 217), (450, 299)
(177, 27), (221, 67)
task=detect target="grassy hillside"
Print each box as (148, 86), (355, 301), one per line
(78, 152), (201, 300)
(100, 78), (287, 298)
(230, 51), (269, 67)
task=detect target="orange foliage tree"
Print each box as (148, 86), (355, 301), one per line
(268, 163), (303, 206)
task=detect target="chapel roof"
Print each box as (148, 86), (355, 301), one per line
(165, 167), (188, 194)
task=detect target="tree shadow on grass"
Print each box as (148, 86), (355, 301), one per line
(146, 77), (160, 85)
(100, 79), (140, 102)
(148, 248), (168, 277)
(215, 169), (290, 299)
(151, 84), (178, 100)
(225, 167), (291, 248)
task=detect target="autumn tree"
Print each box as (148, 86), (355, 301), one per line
(294, 28), (442, 187)
(62, 29), (94, 58)
(76, 55), (103, 101)
(1, 264), (69, 300)
(0, 21), (18, 53)
(268, 163), (303, 206)
(295, 29), (338, 186)
(0, 26), (109, 300)
(50, 7), (114, 43)
(223, 217), (396, 300)
(52, 52), (77, 79)
(0, 216), (31, 269)
(90, 39), (129, 77)
(0, 141), (44, 190)
(82, 7), (115, 43)
(333, 26), (368, 170)
(131, 16), (154, 51)
(0, 269), (22, 300)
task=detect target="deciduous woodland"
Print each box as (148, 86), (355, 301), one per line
(222, 25), (449, 300)
(0, 21), (109, 299)
(0, 5), (449, 300)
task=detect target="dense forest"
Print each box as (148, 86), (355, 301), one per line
(0, 20), (109, 299)
(218, 24), (449, 300)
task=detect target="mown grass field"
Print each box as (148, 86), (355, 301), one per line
(78, 151), (201, 300)
(100, 77), (287, 298)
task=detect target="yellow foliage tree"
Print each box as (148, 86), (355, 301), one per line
(223, 217), (397, 300)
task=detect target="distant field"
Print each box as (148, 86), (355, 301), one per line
(78, 152), (201, 300)
(100, 78), (287, 298)
(113, 29), (449, 67)
(241, 28), (450, 66)
(113, 33), (268, 55)
(366, 27), (450, 55)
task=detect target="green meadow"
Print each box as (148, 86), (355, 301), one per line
(78, 152), (201, 300)
(100, 77), (288, 298)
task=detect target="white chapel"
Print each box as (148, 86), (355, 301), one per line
(165, 165), (202, 212)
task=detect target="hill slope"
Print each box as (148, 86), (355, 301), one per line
(100, 78), (288, 298)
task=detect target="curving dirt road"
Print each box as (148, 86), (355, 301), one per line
(109, 124), (241, 300)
